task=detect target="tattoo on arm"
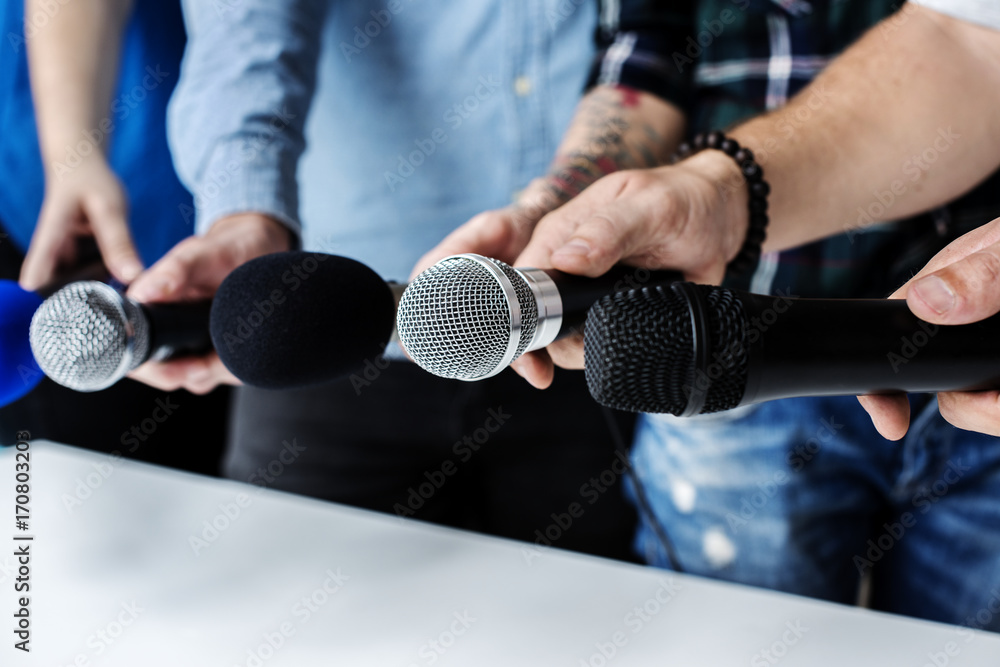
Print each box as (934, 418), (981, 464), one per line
(541, 86), (667, 206)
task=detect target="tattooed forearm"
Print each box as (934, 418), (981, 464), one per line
(503, 85), (684, 234)
(528, 85), (685, 211)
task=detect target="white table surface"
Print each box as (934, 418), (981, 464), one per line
(2, 441), (998, 666)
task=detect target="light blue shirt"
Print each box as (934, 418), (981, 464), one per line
(170, 0), (596, 281)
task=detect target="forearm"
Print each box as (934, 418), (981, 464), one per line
(722, 5), (1000, 252)
(519, 85), (685, 213)
(26, 0), (133, 176)
(168, 0), (329, 237)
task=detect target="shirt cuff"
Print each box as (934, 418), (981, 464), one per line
(191, 137), (303, 245)
(586, 31), (693, 114)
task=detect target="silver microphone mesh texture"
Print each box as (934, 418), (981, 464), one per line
(29, 281), (149, 392)
(396, 255), (538, 380)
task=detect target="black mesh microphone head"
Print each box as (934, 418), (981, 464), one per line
(210, 252), (395, 389)
(584, 283), (749, 415)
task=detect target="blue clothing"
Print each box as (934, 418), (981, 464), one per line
(169, 0), (596, 280)
(0, 0), (192, 265)
(629, 396), (1000, 630)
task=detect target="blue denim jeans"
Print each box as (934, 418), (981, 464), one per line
(627, 394), (1000, 631)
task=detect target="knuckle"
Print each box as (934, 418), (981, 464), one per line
(964, 250), (1000, 292)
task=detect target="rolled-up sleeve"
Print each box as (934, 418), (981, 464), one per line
(588, 0), (696, 113)
(168, 0), (329, 238)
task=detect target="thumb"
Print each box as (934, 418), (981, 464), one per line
(906, 243), (1000, 325)
(518, 209), (629, 277)
(85, 193), (143, 284)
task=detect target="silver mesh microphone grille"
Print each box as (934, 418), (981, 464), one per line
(396, 255), (538, 380)
(29, 281), (149, 392)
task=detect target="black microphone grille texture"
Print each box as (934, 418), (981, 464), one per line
(584, 283), (749, 415)
(210, 252), (395, 389)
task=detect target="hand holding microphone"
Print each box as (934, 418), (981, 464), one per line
(397, 254), (680, 381)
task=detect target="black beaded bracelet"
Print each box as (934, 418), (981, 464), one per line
(671, 130), (770, 277)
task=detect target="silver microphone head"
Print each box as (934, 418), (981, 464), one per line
(396, 254), (548, 381)
(29, 281), (149, 392)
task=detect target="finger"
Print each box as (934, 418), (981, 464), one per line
(128, 239), (219, 303)
(937, 390), (1000, 437)
(85, 193), (143, 283)
(857, 394), (910, 441)
(517, 203), (624, 276)
(546, 332), (585, 370)
(19, 202), (77, 291)
(905, 243), (1000, 325)
(410, 212), (521, 279)
(509, 350), (554, 389)
(128, 353), (239, 394)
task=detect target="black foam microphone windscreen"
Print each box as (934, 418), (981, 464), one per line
(210, 252), (396, 388)
(586, 282), (1000, 416)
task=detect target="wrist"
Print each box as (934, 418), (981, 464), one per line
(211, 213), (294, 252)
(681, 150), (751, 263)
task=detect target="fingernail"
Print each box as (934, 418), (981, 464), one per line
(912, 275), (955, 314)
(554, 240), (592, 260)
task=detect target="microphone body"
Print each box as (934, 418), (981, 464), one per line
(585, 283), (1000, 416)
(29, 281), (211, 392)
(397, 254), (681, 381)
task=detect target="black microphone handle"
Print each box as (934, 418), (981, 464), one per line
(543, 266), (683, 337)
(138, 300), (214, 363)
(732, 292), (1000, 406)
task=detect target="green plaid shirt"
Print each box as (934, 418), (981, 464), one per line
(591, 0), (1000, 297)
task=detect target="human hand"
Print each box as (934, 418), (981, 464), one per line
(409, 179), (564, 279)
(510, 151), (749, 389)
(859, 216), (1000, 439)
(20, 159), (142, 290)
(125, 212), (294, 394)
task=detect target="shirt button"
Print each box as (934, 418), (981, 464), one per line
(514, 76), (532, 96)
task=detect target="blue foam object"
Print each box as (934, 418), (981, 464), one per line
(0, 280), (44, 406)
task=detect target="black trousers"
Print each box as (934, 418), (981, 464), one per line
(0, 223), (229, 475)
(226, 362), (640, 562)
